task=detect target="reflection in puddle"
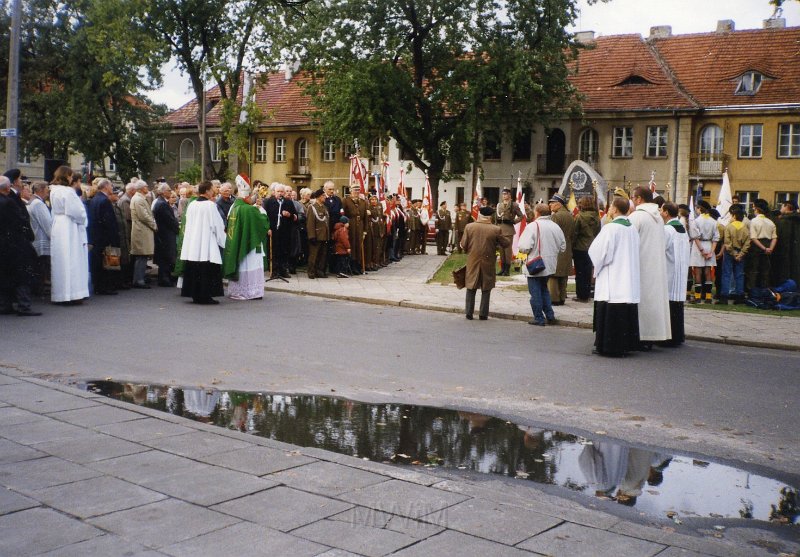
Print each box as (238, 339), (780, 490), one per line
(81, 381), (798, 524)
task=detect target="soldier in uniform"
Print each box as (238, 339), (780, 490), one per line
(548, 193), (575, 305)
(453, 203), (472, 253)
(306, 189), (330, 279)
(406, 200), (422, 254)
(323, 180), (343, 274)
(435, 201), (452, 255)
(365, 195), (386, 271)
(495, 188), (524, 275)
(343, 184), (368, 273)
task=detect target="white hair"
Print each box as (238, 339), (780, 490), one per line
(134, 179), (148, 191)
(0, 176), (9, 190)
(96, 178), (112, 190)
(157, 183), (171, 196)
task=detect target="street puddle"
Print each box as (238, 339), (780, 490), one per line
(80, 380), (797, 525)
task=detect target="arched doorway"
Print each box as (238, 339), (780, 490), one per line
(179, 139), (195, 172)
(546, 129), (566, 175)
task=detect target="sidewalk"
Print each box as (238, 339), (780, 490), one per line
(1, 370), (796, 556)
(265, 254), (800, 351)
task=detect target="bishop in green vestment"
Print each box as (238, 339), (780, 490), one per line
(223, 194), (270, 300)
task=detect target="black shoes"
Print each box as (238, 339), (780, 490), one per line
(465, 314), (473, 320)
(16, 309), (42, 316)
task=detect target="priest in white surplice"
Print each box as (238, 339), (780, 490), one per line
(662, 202), (690, 346)
(589, 197), (641, 357)
(49, 166), (89, 304)
(628, 187), (671, 348)
(180, 181), (226, 305)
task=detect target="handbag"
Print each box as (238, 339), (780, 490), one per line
(525, 222), (546, 275)
(452, 265), (467, 289)
(102, 246), (122, 271)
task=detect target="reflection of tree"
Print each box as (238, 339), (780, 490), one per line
(739, 499), (754, 519)
(769, 488), (798, 524)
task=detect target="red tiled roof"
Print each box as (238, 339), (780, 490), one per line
(164, 72), (313, 129)
(569, 34), (696, 112)
(650, 26), (800, 107)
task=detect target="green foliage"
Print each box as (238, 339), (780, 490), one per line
(174, 163), (202, 185)
(293, 0), (587, 204)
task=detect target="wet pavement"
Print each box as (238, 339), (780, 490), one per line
(1, 369), (798, 557)
(82, 380), (799, 525)
(263, 253), (800, 351)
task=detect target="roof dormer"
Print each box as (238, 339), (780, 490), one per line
(616, 74), (655, 86)
(734, 71), (764, 95)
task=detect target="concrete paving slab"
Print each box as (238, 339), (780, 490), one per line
(0, 418), (97, 445)
(656, 549), (717, 557)
(88, 499), (240, 549)
(0, 486), (39, 515)
(267, 460), (388, 496)
(35, 534), (162, 557)
(0, 406), (47, 426)
(391, 529), (536, 557)
(330, 507), (445, 540)
(421, 498), (563, 545)
(31, 475), (166, 518)
(89, 450), (210, 484)
(47, 404), (144, 427)
(299, 447), (440, 486)
(0, 383), (99, 413)
(0, 455), (101, 491)
(385, 514), (446, 540)
(314, 550), (361, 557)
(0, 507), (102, 556)
(0, 438), (47, 464)
(0, 375), (22, 386)
(291, 518), (418, 557)
(338, 479), (470, 519)
(211, 486), (352, 532)
(95, 417), (195, 441)
(141, 430), (252, 458)
(198, 445), (316, 475)
(516, 522), (665, 557)
(35, 434), (147, 464)
(161, 521), (328, 557)
(146, 466), (278, 506)
(609, 521), (757, 557)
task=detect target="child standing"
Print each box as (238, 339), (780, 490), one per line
(720, 208), (750, 304)
(333, 216), (351, 278)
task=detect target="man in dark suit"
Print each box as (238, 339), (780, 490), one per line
(0, 172), (41, 315)
(263, 183), (297, 278)
(152, 184), (180, 286)
(87, 178), (121, 295)
(323, 180), (343, 273)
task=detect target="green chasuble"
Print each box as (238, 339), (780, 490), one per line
(222, 198), (270, 280)
(173, 196), (197, 278)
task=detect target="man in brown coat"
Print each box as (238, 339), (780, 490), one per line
(306, 189), (330, 279)
(343, 184), (368, 273)
(365, 195), (385, 270)
(547, 193), (574, 305)
(460, 206), (510, 320)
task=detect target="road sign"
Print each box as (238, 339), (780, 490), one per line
(1, 128), (17, 137)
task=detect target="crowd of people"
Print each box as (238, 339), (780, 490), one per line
(458, 185), (800, 357)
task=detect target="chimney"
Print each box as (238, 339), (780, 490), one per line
(649, 26), (672, 39)
(284, 65), (292, 82)
(763, 17), (786, 29)
(716, 20), (735, 33)
(575, 30), (595, 44)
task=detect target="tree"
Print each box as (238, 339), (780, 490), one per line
(294, 0), (592, 204)
(140, 0), (306, 180)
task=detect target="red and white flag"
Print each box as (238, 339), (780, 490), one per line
(471, 176), (482, 220)
(423, 172), (433, 211)
(648, 170), (657, 194)
(397, 165), (407, 208)
(350, 155), (367, 191)
(513, 172), (526, 255)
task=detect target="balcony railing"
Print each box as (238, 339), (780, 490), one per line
(689, 153), (728, 177)
(289, 157), (311, 176)
(536, 153), (575, 175)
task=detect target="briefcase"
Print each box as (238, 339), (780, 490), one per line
(452, 265), (466, 289)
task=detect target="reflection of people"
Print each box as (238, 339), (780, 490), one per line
(183, 388), (221, 422)
(616, 448), (656, 505)
(578, 441), (628, 497)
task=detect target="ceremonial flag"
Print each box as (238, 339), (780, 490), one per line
(567, 189), (578, 216)
(648, 170), (657, 194)
(423, 172), (433, 210)
(397, 165), (407, 208)
(717, 170), (733, 226)
(471, 175), (482, 220)
(513, 172), (526, 255)
(350, 155), (367, 191)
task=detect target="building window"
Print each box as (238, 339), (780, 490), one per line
(735, 191), (760, 215)
(322, 140), (336, 162)
(646, 126), (668, 158)
(699, 125), (724, 155)
(209, 136), (222, 162)
(275, 138), (287, 162)
(107, 158), (116, 173)
(296, 138), (308, 162)
(612, 127), (633, 158)
(735, 71), (763, 95)
(778, 123), (800, 158)
(579, 128), (598, 164)
(483, 132), (501, 161)
(154, 139), (166, 163)
(18, 147), (32, 165)
(255, 139), (268, 162)
(775, 191), (799, 208)
(738, 124), (762, 158)
(371, 138), (384, 163)
(179, 139), (195, 172)
(344, 143), (357, 158)
(512, 131), (531, 161)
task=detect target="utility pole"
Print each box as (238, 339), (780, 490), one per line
(200, 84), (206, 181)
(4, 0), (22, 170)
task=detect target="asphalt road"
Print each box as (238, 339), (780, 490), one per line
(2, 287), (798, 479)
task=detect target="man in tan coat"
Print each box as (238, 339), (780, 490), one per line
(548, 193), (574, 305)
(306, 189), (330, 279)
(130, 180), (157, 288)
(460, 206), (510, 320)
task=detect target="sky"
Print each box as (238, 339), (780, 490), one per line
(147, 0), (800, 110)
